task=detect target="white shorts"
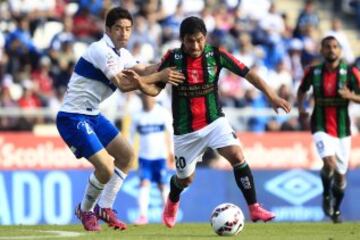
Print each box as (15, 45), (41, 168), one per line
(313, 132), (351, 174)
(174, 117), (240, 178)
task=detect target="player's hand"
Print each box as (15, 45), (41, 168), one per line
(271, 96), (291, 114)
(338, 86), (353, 100)
(123, 69), (142, 86)
(161, 67), (185, 86)
(298, 108), (309, 120)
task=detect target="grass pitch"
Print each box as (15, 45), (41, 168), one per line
(0, 222), (359, 240)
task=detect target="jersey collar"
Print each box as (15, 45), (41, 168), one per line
(103, 34), (121, 56)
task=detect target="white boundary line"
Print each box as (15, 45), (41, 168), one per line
(0, 230), (84, 239)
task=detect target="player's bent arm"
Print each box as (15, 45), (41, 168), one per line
(110, 72), (138, 92)
(297, 89), (308, 114)
(131, 63), (160, 75)
(245, 69), (291, 113)
(338, 87), (360, 103)
(137, 82), (162, 96)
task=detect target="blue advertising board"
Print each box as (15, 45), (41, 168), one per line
(0, 169), (359, 225)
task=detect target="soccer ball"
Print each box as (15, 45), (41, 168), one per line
(210, 203), (245, 236)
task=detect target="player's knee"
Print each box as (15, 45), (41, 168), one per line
(323, 157), (336, 171)
(96, 161), (114, 183)
(177, 176), (193, 188)
(334, 173), (346, 189)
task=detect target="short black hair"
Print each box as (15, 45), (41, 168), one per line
(105, 7), (133, 28)
(321, 35), (341, 48)
(180, 16), (207, 39)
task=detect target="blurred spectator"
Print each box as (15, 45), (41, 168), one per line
(325, 18), (355, 64)
(0, 86), (19, 130)
(219, 70), (245, 108)
(267, 60), (293, 91)
(5, 15), (40, 74)
(31, 56), (54, 106)
(72, 8), (102, 43)
(294, 0), (319, 38)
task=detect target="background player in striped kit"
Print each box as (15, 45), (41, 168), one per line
(130, 94), (174, 225)
(127, 16), (291, 228)
(297, 35), (360, 223)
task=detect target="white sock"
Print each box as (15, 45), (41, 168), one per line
(160, 186), (169, 206)
(138, 185), (150, 217)
(81, 173), (105, 212)
(98, 167), (127, 208)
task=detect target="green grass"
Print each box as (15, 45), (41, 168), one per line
(0, 222), (359, 240)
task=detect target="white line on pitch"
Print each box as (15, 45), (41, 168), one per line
(0, 230), (83, 239)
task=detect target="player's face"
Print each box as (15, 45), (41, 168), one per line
(321, 39), (341, 63)
(182, 32), (206, 58)
(106, 18), (132, 49)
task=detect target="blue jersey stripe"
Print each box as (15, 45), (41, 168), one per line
(74, 57), (117, 91)
(137, 124), (165, 135)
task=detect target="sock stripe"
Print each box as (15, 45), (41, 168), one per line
(233, 162), (248, 170)
(89, 180), (103, 191)
(114, 168), (126, 180)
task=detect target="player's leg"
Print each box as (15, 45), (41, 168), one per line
(56, 112), (114, 231)
(313, 132), (337, 218)
(156, 159), (170, 206)
(209, 117), (274, 222)
(321, 156), (336, 217)
(135, 158), (152, 225)
(163, 132), (205, 228)
(217, 145), (275, 222)
(330, 136), (351, 223)
(93, 114), (133, 229)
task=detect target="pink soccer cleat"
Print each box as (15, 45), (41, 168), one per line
(249, 203), (275, 222)
(134, 215), (148, 225)
(94, 204), (127, 230)
(162, 197), (179, 228)
(75, 204), (101, 231)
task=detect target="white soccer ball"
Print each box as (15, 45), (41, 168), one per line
(210, 203), (245, 236)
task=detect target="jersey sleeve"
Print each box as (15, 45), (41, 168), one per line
(298, 66), (313, 92)
(158, 50), (174, 71)
(121, 48), (138, 68)
(349, 66), (360, 94)
(156, 50), (174, 89)
(218, 48), (249, 77)
(88, 43), (121, 80)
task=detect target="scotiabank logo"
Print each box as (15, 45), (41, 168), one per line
(265, 170), (322, 205)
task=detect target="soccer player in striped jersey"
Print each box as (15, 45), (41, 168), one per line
(128, 16), (291, 228)
(56, 7), (184, 231)
(131, 94), (174, 225)
(297, 35), (360, 223)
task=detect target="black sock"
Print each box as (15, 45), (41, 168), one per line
(320, 168), (333, 197)
(169, 175), (184, 203)
(332, 184), (345, 212)
(233, 162), (257, 205)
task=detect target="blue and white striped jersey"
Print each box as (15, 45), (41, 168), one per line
(131, 104), (174, 160)
(60, 34), (137, 115)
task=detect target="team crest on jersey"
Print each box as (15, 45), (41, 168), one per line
(205, 51), (214, 58)
(175, 53), (183, 60)
(339, 68), (347, 75)
(314, 68), (321, 75)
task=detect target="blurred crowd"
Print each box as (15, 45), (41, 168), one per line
(0, 0), (359, 132)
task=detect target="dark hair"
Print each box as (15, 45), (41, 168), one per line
(105, 7), (133, 28)
(321, 35), (341, 48)
(180, 16), (207, 39)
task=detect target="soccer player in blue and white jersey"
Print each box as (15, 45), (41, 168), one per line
(131, 94), (174, 225)
(56, 7), (184, 232)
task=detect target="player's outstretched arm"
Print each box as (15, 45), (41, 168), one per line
(110, 72), (139, 92)
(245, 69), (291, 113)
(131, 63), (160, 75)
(123, 69), (163, 96)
